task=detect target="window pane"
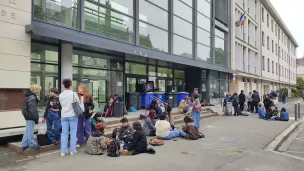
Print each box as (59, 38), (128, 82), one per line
(180, 0), (192, 7)
(210, 71), (219, 79)
(34, 0), (78, 28)
(84, 1), (134, 43)
(210, 79), (220, 105)
(139, 0), (168, 30)
(91, 0), (133, 16)
(197, 13), (210, 31)
(157, 67), (173, 78)
(174, 70), (185, 79)
(173, 35), (193, 58)
(173, 16), (192, 39)
(173, 0), (192, 22)
(139, 22), (168, 52)
(148, 66), (156, 76)
(197, 43), (211, 62)
(215, 29), (225, 38)
(146, 0), (168, 10)
(202, 70), (207, 78)
(215, 36), (225, 65)
(197, 0), (211, 17)
(125, 62), (147, 75)
(197, 28), (210, 46)
(31, 43), (58, 64)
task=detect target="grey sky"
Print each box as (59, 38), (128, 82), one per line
(270, 0), (303, 58)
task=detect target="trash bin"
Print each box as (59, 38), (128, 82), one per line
(177, 92), (189, 106)
(137, 95), (142, 110)
(141, 92), (154, 109)
(166, 92), (177, 108)
(154, 92), (165, 102)
(125, 92), (139, 109)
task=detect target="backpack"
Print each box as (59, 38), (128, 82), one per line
(198, 132), (205, 138)
(232, 97), (239, 106)
(37, 134), (51, 146)
(107, 140), (120, 157)
(112, 128), (119, 139)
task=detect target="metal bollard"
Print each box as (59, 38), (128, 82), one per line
(295, 103), (298, 121)
(298, 103), (301, 119)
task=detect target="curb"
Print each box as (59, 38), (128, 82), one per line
(265, 116), (304, 151)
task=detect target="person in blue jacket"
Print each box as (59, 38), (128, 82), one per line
(280, 107), (289, 121)
(258, 103), (266, 119)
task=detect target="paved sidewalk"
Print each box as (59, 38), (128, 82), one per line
(286, 122), (304, 159)
(2, 113), (304, 171)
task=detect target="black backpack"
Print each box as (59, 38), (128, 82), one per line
(37, 134), (51, 146)
(112, 128), (119, 139)
(107, 140), (120, 157)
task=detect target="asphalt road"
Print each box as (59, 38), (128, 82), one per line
(1, 113), (304, 171)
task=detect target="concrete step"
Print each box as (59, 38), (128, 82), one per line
(8, 112), (217, 156)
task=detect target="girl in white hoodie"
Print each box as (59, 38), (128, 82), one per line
(155, 113), (184, 140)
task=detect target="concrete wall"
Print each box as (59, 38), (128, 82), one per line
(0, 0), (32, 129)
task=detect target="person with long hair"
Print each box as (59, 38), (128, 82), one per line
(192, 94), (201, 128)
(77, 84), (94, 147)
(59, 79), (84, 156)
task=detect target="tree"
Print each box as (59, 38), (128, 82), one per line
(214, 48), (225, 65)
(296, 77), (304, 93)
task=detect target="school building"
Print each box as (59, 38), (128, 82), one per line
(0, 0), (234, 130)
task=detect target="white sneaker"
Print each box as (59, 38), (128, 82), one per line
(61, 152), (68, 157)
(70, 151), (77, 156)
(76, 144), (80, 148)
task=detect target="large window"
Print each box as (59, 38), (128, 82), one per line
(31, 43), (59, 115)
(73, 50), (123, 110)
(209, 71), (229, 105)
(139, 0), (168, 51)
(197, 0), (211, 18)
(173, 0), (193, 58)
(214, 29), (226, 66)
(84, 0), (134, 43)
(33, 0), (78, 29)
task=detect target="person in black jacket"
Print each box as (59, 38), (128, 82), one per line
(44, 88), (61, 144)
(251, 90), (260, 113)
(21, 84), (41, 150)
(127, 121), (148, 155)
(239, 90), (246, 111)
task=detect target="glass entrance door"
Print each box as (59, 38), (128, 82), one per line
(156, 78), (173, 92)
(126, 75), (147, 93)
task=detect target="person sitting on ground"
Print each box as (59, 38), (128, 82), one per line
(270, 106), (280, 120)
(126, 121), (148, 156)
(180, 116), (200, 140)
(279, 107), (289, 121)
(258, 103), (266, 119)
(85, 121), (108, 155)
(116, 117), (134, 150)
(155, 114), (183, 140)
(103, 97), (114, 117)
(91, 112), (107, 135)
(140, 113), (156, 136)
(149, 99), (162, 118)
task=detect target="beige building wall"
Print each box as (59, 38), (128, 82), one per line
(0, 0), (32, 129)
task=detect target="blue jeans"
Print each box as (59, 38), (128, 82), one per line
(46, 110), (61, 143)
(160, 130), (185, 140)
(61, 116), (78, 153)
(120, 136), (133, 150)
(192, 111), (200, 129)
(21, 120), (38, 148)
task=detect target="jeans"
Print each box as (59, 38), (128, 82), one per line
(46, 110), (61, 143)
(247, 101), (251, 111)
(120, 136), (133, 150)
(192, 111), (200, 129)
(239, 102), (244, 111)
(77, 115), (91, 145)
(21, 120), (38, 148)
(61, 116), (78, 153)
(160, 130), (185, 140)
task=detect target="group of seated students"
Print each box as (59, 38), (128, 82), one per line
(258, 103), (289, 121)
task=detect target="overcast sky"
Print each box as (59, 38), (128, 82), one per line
(270, 0), (303, 58)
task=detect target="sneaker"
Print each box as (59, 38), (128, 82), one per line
(61, 152), (68, 157)
(21, 146), (28, 151)
(70, 151), (77, 156)
(76, 144), (80, 148)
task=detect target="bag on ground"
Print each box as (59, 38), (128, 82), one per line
(107, 140), (120, 157)
(149, 139), (164, 146)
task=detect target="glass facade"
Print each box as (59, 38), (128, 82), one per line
(32, 0), (228, 68)
(209, 71), (230, 105)
(31, 43), (59, 115)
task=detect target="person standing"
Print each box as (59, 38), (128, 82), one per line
(231, 93), (239, 116)
(238, 90), (245, 111)
(191, 88), (201, 102)
(251, 90), (260, 113)
(77, 84), (94, 147)
(282, 92), (287, 104)
(192, 94), (201, 129)
(44, 88), (61, 144)
(21, 84), (41, 150)
(247, 92), (252, 112)
(59, 79), (84, 156)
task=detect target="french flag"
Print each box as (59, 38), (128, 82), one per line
(236, 12), (246, 27)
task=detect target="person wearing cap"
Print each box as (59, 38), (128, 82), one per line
(91, 112), (107, 136)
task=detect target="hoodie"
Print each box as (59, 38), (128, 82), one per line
(117, 123), (134, 138)
(239, 92), (245, 103)
(44, 96), (61, 118)
(155, 120), (171, 138)
(22, 90), (39, 123)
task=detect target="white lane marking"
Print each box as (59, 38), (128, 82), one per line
(16, 156), (35, 163)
